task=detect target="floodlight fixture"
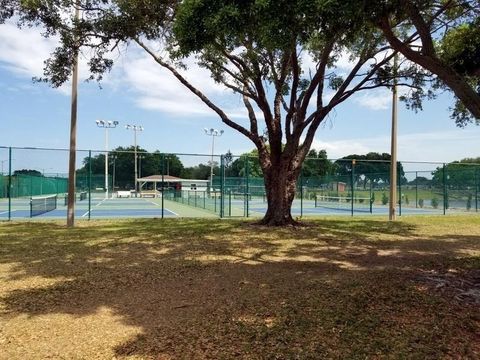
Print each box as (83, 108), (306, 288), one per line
(204, 128), (224, 193)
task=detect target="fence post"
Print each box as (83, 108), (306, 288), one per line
(351, 159), (355, 216)
(475, 168), (478, 212)
(161, 154), (165, 219)
(369, 179), (373, 213)
(443, 163), (447, 215)
(300, 168), (304, 218)
(229, 190), (232, 217)
(88, 150), (92, 220)
(398, 162), (402, 216)
(245, 156), (249, 217)
(220, 155), (225, 218)
(8, 147), (12, 221)
(415, 171), (418, 208)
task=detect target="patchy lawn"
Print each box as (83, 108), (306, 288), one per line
(0, 216), (479, 359)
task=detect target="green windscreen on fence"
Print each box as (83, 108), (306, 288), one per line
(1, 145), (479, 221)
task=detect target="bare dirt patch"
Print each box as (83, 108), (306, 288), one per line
(0, 216), (479, 359)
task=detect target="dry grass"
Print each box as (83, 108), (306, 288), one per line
(0, 215), (479, 359)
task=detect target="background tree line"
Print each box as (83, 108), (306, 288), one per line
(75, 147), (418, 190)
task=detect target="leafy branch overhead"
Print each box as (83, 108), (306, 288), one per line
(365, 0), (480, 125)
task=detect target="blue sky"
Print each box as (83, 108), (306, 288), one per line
(1, 22), (479, 174)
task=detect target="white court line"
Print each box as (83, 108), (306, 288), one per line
(0, 210), (16, 215)
(81, 198), (106, 217)
(95, 198), (107, 207)
(146, 199), (179, 216)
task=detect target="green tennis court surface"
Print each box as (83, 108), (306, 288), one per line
(0, 193), (460, 220)
(0, 196), (179, 219)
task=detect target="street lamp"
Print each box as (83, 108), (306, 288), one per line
(96, 120), (119, 199)
(125, 124), (144, 195)
(204, 128), (224, 193)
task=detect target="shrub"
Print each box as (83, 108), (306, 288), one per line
(419, 198), (424, 208)
(431, 197), (439, 209)
(382, 192), (388, 205)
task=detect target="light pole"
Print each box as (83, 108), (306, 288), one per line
(96, 120), (119, 199)
(138, 155), (145, 179)
(126, 124), (144, 195)
(204, 128), (224, 193)
(1, 159), (12, 175)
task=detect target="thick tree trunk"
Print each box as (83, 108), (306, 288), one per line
(258, 162), (300, 226)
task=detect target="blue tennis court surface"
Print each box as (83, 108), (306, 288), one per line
(0, 196), (177, 219)
(0, 194), (450, 220)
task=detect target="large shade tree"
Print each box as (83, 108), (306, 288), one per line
(1, 0), (448, 225)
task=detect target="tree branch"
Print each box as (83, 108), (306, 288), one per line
(135, 38), (256, 141)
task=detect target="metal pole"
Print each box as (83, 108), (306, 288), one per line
(351, 159), (355, 216)
(443, 163), (447, 215)
(8, 147), (12, 221)
(389, 54), (398, 221)
(398, 163), (402, 216)
(210, 136), (215, 194)
(369, 179), (373, 213)
(475, 168), (478, 212)
(220, 155), (224, 218)
(112, 156), (116, 197)
(415, 171), (418, 208)
(88, 150), (91, 220)
(300, 169), (304, 218)
(104, 127), (108, 199)
(134, 130), (138, 196)
(161, 154), (165, 219)
(245, 156), (249, 217)
(66, 2), (80, 228)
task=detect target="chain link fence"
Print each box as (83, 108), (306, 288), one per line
(1, 146), (479, 221)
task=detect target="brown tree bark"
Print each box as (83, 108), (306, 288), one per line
(258, 159), (301, 226)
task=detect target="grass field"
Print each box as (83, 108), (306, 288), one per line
(1, 216), (479, 359)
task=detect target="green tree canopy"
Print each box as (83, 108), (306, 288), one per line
(334, 152), (406, 185)
(431, 157), (480, 187)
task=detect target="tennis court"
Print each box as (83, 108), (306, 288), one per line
(0, 194), (177, 219)
(0, 191), (459, 220)
(245, 198), (441, 216)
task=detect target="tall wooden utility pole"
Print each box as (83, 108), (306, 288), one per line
(389, 54), (398, 221)
(67, 2), (80, 227)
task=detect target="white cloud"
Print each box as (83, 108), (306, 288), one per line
(117, 49), (254, 119)
(353, 90), (391, 110)
(0, 22), (95, 95)
(0, 23), (56, 77)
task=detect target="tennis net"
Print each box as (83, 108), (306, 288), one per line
(315, 195), (373, 213)
(30, 195), (57, 217)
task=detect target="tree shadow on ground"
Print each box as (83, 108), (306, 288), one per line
(0, 218), (479, 359)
